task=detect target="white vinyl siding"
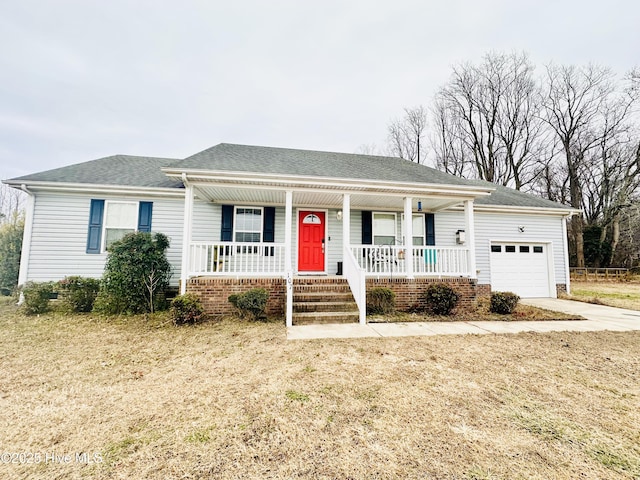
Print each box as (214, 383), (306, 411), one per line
(25, 192), (184, 286)
(474, 212), (566, 288)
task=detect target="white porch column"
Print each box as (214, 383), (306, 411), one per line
(403, 197), (414, 278)
(464, 199), (477, 278)
(342, 193), (351, 249)
(284, 190), (293, 327)
(180, 183), (194, 294)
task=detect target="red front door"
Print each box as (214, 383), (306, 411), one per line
(298, 211), (325, 272)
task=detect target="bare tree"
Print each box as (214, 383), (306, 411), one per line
(0, 183), (24, 225)
(387, 106), (428, 163)
(355, 143), (383, 156)
(542, 63), (637, 266)
(430, 95), (471, 177)
(432, 52), (546, 189)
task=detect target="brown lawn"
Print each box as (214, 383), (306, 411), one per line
(1, 297), (639, 479)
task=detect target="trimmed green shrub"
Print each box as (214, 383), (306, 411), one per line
(423, 282), (459, 316)
(21, 281), (55, 315)
(58, 276), (101, 312)
(170, 294), (206, 325)
(228, 288), (269, 321)
(94, 232), (172, 314)
(490, 291), (520, 314)
(366, 287), (396, 314)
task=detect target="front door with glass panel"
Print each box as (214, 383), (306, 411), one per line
(298, 211), (325, 272)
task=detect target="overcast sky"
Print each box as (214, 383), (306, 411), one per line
(1, 0), (638, 180)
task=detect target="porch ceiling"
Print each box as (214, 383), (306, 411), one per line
(194, 184), (466, 211)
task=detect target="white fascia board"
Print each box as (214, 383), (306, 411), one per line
(3, 181), (185, 198)
(163, 168), (495, 198)
(458, 204), (581, 216)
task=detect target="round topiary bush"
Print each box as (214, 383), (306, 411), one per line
(423, 282), (459, 316)
(490, 291), (520, 314)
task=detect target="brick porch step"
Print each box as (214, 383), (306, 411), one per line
(292, 278), (359, 325)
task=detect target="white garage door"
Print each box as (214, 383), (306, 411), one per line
(490, 243), (552, 297)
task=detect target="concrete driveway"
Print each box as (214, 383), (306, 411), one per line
(287, 298), (640, 340)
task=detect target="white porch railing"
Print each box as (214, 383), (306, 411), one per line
(343, 245), (366, 324)
(190, 242), (286, 276)
(350, 245), (471, 276)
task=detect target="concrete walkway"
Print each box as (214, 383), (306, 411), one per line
(286, 298), (640, 340)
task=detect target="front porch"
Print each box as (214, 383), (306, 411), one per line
(177, 172), (488, 326)
(187, 275), (479, 324)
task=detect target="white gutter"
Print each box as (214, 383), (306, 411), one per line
(2, 180), (185, 198)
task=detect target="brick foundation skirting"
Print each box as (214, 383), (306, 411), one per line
(367, 277), (477, 311)
(479, 283), (565, 298)
(188, 276), (479, 317)
(186, 277), (285, 316)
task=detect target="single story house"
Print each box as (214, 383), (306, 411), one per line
(4, 143), (577, 326)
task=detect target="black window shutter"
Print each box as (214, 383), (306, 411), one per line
(263, 207), (275, 242)
(221, 205), (234, 241)
(361, 211), (372, 245)
(137, 202), (153, 232)
(86, 199), (105, 254)
(263, 207), (275, 256)
(425, 213), (435, 246)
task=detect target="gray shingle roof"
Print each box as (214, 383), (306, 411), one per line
(470, 180), (571, 209)
(172, 143), (475, 186)
(5, 143), (572, 211)
(7, 154), (183, 189)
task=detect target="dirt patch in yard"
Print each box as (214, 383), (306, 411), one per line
(1, 297), (638, 479)
(370, 297), (583, 323)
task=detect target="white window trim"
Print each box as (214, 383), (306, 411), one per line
(373, 212), (397, 245)
(102, 201), (138, 252)
(233, 206), (264, 243)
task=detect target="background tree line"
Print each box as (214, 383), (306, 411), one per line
(366, 52), (639, 268)
(0, 183), (24, 294)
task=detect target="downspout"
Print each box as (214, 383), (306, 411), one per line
(17, 184), (35, 304)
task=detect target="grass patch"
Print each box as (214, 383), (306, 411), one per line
(1, 298), (639, 479)
(285, 390), (310, 402)
(567, 281), (640, 310)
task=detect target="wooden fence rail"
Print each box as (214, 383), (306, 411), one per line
(570, 267), (629, 281)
